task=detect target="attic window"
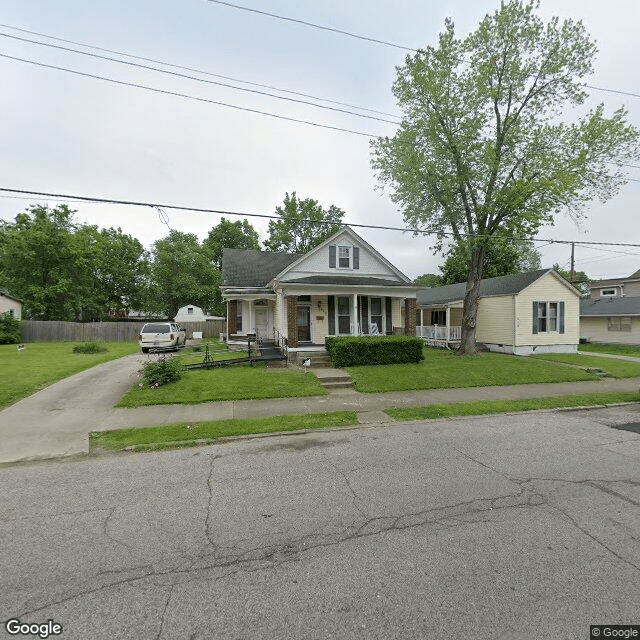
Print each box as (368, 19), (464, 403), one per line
(338, 246), (350, 268)
(187, 307), (194, 314)
(601, 288), (617, 297)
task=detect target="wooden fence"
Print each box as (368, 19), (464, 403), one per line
(20, 320), (227, 343)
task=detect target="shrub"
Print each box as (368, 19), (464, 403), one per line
(141, 356), (183, 387)
(72, 341), (108, 354)
(325, 335), (425, 367)
(0, 312), (22, 344)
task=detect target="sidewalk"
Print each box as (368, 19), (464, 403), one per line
(1, 357), (638, 464)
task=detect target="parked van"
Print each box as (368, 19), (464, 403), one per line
(139, 322), (186, 353)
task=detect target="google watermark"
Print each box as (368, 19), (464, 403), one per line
(591, 626), (640, 639)
(5, 619), (63, 639)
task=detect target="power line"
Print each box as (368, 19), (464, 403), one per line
(0, 22), (399, 118)
(206, 0), (416, 52)
(585, 85), (640, 100)
(0, 32), (400, 125)
(4, 186), (640, 249)
(0, 53), (379, 138)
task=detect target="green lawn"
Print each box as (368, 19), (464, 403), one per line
(0, 341), (140, 408)
(579, 342), (640, 358)
(384, 391), (640, 422)
(533, 353), (640, 378)
(116, 363), (327, 407)
(346, 348), (597, 393)
(91, 411), (357, 452)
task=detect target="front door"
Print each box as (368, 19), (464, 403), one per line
(255, 307), (268, 337)
(297, 306), (311, 342)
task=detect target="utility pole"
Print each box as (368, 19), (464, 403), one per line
(570, 242), (575, 284)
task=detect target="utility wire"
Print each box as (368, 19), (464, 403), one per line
(0, 32), (400, 125)
(4, 186), (640, 249)
(0, 23), (399, 118)
(205, 0), (416, 52)
(0, 53), (379, 137)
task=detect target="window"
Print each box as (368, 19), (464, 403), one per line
(187, 307), (194, 315)
(431, 310), (446, 325)
(370, 297), (383, 334)
(8, 309), (14, 317)
(534, 301), (564, 333)
(608, 317), (632, 332)
(601, 288), (617, 297)
(236, 306), (242, 332)
(337, 296), (350, 334)
(338, 246), (350, 268)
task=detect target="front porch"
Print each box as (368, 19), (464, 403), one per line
(417, 304), (463, 349)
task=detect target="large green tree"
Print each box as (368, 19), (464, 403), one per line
(552, 262), (590, 296)
(371, 1), (638, 353)
(148, 231), (221, 318)
(204, 217), (260, 270)
(439, 237), (541, 285)
(264, 192), (345, 253)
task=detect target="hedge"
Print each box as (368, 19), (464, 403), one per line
(325, 335), (425, 367)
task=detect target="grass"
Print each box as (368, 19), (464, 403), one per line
(116, 362), (327, 407)
(90, 411), (358, 452)
(0, 341), (140, 408)
(579, 342), (640, 358)
(384, 391), (640, 422)
(533, 353), (640, 378)
(346, 348), (597, 393)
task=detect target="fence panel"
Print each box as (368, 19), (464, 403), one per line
(20, 319), (227, 342)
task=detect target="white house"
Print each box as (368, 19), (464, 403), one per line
(221, 226), (420, 352)
(580, 297), (640, 345)
(0, 291), (22, 320)
(174, 305), (225, 323)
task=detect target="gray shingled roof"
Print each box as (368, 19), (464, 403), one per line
(222, 249), (302, 288)
(580, 296), (640, 316)
(416, 269), (552, 306)
(0, 290), (22, 303)
(281, 275), (409, 287)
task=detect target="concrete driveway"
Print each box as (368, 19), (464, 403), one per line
(1, 406), (638, 639)
(0, 353), (143, 463)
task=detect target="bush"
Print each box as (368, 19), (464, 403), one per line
(141, 356), (183, 387)
(72, 341), (108, 354)
(0, 312), (22, 344)
(325, 335), (425, 367)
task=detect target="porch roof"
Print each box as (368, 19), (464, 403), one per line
(280, 275), (411, 287)
(580, 296), (640, 317)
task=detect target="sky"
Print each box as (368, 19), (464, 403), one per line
(1, 0), (639, 281)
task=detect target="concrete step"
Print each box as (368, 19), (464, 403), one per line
(315, 375), (352, 383)
(321, 381), (353, 389)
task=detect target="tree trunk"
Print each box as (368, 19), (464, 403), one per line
(458, 246), (485, 355)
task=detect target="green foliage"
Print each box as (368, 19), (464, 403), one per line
(72, 341), (108, 354)
(0, 312), (21, 344)
(552, 263), (590, 295)
(414, 273), (443, 287)
(325, 336), (425, 367)
(147, 230), (222, 318)
(0, 205), (149, 321)
(204, 217), (260, 270)
(371, 1), (639, 352)
(141, 356), (183, 387)
(440, 237), (541, 284)
(264, 192), (345, 253)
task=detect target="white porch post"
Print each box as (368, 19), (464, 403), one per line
(445, 305), (451, 346)
(248, 300), (254, 334)
(352, 293), (358, 335)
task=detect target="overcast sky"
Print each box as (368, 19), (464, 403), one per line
(1, 0), (639, 280)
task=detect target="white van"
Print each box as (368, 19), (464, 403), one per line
(139, 322), (186, 353)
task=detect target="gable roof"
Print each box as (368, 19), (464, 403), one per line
(416, 269), (572, 306)
(580, 296), (640, 316)
(221, 249), (302, 288)
(272, 225), (413, 285)
(0, 290), (22, 303)
(590, 267), (640, 288)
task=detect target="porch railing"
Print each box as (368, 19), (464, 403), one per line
(417, 325), (462, 342)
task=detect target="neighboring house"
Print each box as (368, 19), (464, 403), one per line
(0, 291), (22, 320)
(588, 268), (640, 299)
(220, 226), (420, 352)
(580, 296), (640, 345)
(416, 269), (581, 355)
(174, 305), (225, 323)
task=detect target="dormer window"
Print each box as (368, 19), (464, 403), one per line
(601, 288), (617, 297)
(338, 246), (350, 268)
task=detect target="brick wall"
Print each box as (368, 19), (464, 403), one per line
(228, 300), (237, 334)
(404, 298), (416, 336)
(286, 296), (298, 347)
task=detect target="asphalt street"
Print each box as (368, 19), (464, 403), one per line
(1, 406), (639, 639)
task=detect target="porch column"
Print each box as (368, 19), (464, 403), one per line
(248, 299), (254, 334)
(286, 295), (298, 347)
(228, 300), (237, 335)
(352, 293), (358, 335)
(445, 305), (451, 345)
(404, 298), (416, 336)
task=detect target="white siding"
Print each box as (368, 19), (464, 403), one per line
(580, 316), (640, 345)
(0, 295), (21, 320)
(310, 295), (328, 343)
(476, 296), (515, 345)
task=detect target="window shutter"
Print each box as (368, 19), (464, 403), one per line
(328, 295), (335, 334)
(353, 247), (359, 270)
(532, 302), (538, 334)
(559, 301), (565, 334)
(329, 245), (336, 269)
(361, 296), (369, 334)
(385, 297), (392, 335)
